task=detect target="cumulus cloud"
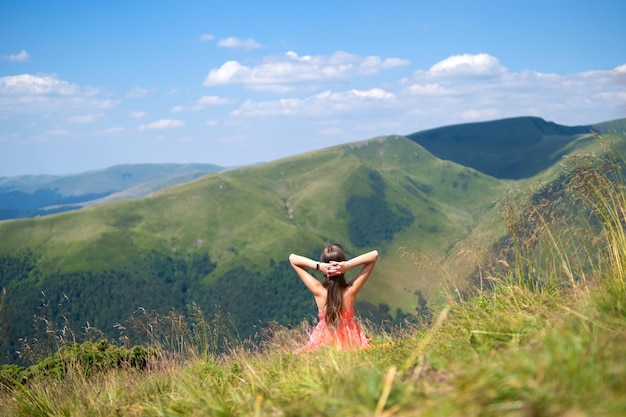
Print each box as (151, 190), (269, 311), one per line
(0, 73), (82, 95)
(138, 119), (185, 131)
(217, 36), (262, 49)
(224, 53), (625, 130)
(126, 86), (152, 98)
(0, 73), (116, 114)
(204, 51), (409, 91)
(172, 95), (234, 112)
(200, 33), (215, 42)
(461, 108), (501, 120)
(4, 50), (31, 62)
(231, 88), (396, 117)
(429, 53), (506, 77)
(407, 83), (454, 96)
(612, 63), (626, 85)
(400, 54), (626, 125)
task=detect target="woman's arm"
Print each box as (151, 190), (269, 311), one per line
(289, 253), (331, 297)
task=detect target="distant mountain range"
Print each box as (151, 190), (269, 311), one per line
(1, 116), (625, 364)
(0, 163), (224, 220)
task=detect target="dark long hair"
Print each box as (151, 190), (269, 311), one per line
(320, 243), (348, 328)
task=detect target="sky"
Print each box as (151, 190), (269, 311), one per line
(1, 1), (625, 177)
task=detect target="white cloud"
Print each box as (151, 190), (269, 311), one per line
(138, 119), (185, 131)
(126, 86), (152, 98)
(407, 83), (453, 96)
(0, 73), (115, 114)
(612, 64), (626, 85)
(429, 53), (506, 77)
(358, 56), (410, 75)
(399, 55), (626, 127)
(68, 113), (100, 123)
(382, 57), (411, 68)
(224, 53), (625, 131)
(232, 88), (396, 117)
(200, 33), (215, 42)
(198, 95), (233, 105)
(350, 88), (396, 100)
(129, 110), (147, 119)
(461, 108), (500, 121)
(217, 36), (262, 49)
(0, 73), (82, 95)
(4, 50), (31, 62)
(172, 95), (234, 112)
(204, 51), (409, 91)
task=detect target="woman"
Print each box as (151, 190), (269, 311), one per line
(289, 244), (379, 353)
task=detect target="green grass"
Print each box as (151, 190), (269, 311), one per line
(1, 276), (624, 416)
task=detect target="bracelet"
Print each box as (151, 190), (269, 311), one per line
(316, 262), (320, 270)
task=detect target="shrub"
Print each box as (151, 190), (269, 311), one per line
(0, 339), (154, 391)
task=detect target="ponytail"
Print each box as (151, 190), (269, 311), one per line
(323, 275), (347, 328)
(320, 243), (348, 328)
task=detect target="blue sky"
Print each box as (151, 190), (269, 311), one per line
(1, 0), (625, 176)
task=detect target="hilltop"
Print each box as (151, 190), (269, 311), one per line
(407, 116), (626, 179)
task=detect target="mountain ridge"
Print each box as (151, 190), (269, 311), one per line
(0, 163), (224, 220)
(407, 116), (599, 179)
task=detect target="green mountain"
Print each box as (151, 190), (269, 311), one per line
(1, 116), (624, 365)
(407, 116), (596, 179)
(0, 163), (224, 220)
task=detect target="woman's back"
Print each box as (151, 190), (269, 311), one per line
(314, 286), (357, 313)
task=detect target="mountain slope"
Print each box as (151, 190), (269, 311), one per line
(0, 136), (509, 362)
(407, 116), (596, 179)
(0, 136), (507, 289)
(0, 163), (224, 220)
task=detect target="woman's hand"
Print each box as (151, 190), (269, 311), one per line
(317, 262), (343, 277)
(326, 261), (347, 277)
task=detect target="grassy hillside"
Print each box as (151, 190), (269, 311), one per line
(2, 145), (625, 415)
(0, 136), (506, 303)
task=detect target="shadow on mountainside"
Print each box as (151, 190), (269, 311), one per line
(407, 116), (593, 179)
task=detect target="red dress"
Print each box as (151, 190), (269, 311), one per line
(297, 307), (370, 353)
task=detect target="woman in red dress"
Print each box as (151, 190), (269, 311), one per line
(289, 244), (378, 353)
